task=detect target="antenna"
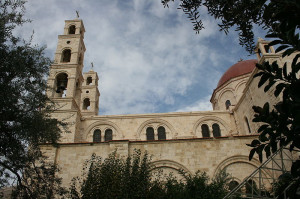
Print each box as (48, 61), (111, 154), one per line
(76, 10), (80, 18)
(91, 62), (94, 70)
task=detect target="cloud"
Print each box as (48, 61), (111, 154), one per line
(175, 96), (213, 112)
(17, 0), (256, 115)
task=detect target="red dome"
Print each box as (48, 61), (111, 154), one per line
(217, 59), (257, 88)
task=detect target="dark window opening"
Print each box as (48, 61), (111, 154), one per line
(66, 41), (71, 44)
(105, 129), (113, 141)
(86, 90), (89, 93)
(93, 129), (101, 142)
(87, 77), (92, 85)
(245, 117), (251, 134)
(212, 123), (221, 137)
(201, 124), (210, 138)
(55, 73), (68, 97)
(228, 181), (239, 191)
(69, 25), (76, 34)
(146, 127), (154, 141)
(62, 49), (71, 62)
(158, 126), (166, 140)
(83, 98), (90, 110)
(225, 100), (231, 110)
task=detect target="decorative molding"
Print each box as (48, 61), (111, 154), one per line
(150, 159), (192, 175)
(84, 120), (123, 141)
(136, 118), (177, 138)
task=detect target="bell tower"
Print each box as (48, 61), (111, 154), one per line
(255, 38), (281, 64)
(81, 69), (100, 116)
(47, 19), (86, 142)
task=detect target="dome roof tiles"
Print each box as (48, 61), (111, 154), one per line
(217, 59), (257, 88)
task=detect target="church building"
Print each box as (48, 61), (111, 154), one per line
(42, 18), (283, 189)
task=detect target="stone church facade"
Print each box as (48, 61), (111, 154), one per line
(41, 19), (284, 188)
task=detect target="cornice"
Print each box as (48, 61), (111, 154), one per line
(82, 110), (231, 120)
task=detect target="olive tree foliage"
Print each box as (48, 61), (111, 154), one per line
(163, 0), (300, 179)
(0, 0), (66, 197)
(69, 150), (233, 199)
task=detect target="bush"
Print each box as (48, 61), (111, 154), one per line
(69, 150), (233, 199)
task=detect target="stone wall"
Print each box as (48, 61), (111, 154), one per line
(42, 136), (261, 188)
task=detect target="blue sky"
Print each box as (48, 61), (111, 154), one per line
(18, 0), (264, 115)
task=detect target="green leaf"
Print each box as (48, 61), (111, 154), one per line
(283, 63), (288, 79)
(268, 40), (282, 46)
(264, 145), (271, 158)
(249, 148), (256, 161)
(258, 74), (269, 88)
(274, 83), (285, 97)
(250, 139), (260, 147)
(264, 80), (275, 92)
(291, 54), (300, 74)
(263, 103), (270, 115)
(252, 106), (263, 113)
(258, 152), (263, 163)
(253, 71), (264, 78)
(275, 45), (289, 53)
(271, 141), (278, 153)
(258, 124), (269, 133)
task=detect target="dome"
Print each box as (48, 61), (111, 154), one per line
(217, 59), (257, 88)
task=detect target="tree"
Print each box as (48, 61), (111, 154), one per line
(69, 150), (154, 199)
(69, 150), (233, 199)
(0, 0), (66, 197)
(163, 0), (300, 195)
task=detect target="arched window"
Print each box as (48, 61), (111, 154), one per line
(158, 126), (166, 140)
(104, 129), (113, 141)
(93, 129), (101, 142)
(146, 127), (154, 141)
(212, 123), (221, 137)
(228, 180), (239, 191)
(225, 100), (231, 110)
(245, 117), (251, 134)
(62, 49), (71, 62)
(83, 98), (90, 110)
(55, 73), (68, 97)
(201, 124), (210, 138)
(86, 77), (92, 85)
(69, 25), (76, 34)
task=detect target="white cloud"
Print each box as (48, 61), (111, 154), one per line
(17, 0), (256, 115)
(175, 96), (213, 112)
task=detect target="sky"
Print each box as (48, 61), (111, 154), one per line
(18, 0), (264, 115)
